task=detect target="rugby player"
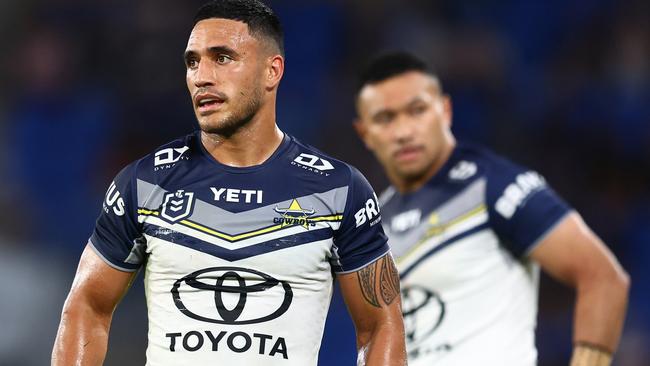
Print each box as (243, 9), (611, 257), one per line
(353, 52), (629, 366)
(51, 1), (406, 365)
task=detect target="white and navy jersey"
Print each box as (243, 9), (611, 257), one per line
(90, 132), (389, 366)
(380, 143), (571, 366)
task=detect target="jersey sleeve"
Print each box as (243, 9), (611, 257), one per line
(89, 161), (145, 271)
(331, 167), (390, 273)
(486, 160), (572, 257)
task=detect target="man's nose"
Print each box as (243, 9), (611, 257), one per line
(393, 115), (415, 142)
(193, 60), (216, 88)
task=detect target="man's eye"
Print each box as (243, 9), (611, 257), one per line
(409, 104), (428, 116)
(186, 59), (198, 69)
(374, 112), (394, 124)
(217, 55), (233, 64)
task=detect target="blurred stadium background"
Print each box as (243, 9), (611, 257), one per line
(0, 0), (647, 365)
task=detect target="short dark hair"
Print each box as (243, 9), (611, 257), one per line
(358, 52), (438, 93)
(194, 0), (284, 55)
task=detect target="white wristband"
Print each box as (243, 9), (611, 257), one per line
(569, 343), (613, 366)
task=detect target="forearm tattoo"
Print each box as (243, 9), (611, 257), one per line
(357, 254), (401, 308)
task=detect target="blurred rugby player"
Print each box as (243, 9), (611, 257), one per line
(354, 52), (629, 366)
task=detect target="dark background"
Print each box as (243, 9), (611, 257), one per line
(0, 0), (647, 365)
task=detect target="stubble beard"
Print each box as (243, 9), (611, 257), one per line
(392, 157), (434, 186)
(198, 86), (264, 137)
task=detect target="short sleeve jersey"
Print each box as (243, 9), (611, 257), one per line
(379, 143), (571, 366)
(90, 132), (389, 366)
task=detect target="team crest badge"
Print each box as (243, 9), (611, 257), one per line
(161, 190), (195, 223)
(273, 199), (316, 228)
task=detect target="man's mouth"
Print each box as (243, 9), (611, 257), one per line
(394, 146), (424, 162)
(195, 94), (226, 115)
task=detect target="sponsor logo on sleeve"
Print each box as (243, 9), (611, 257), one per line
(495, 171), (546, 219)
(354, 193), (381, 228)
(291, 153), (334, 176)
(104, 181), (126, 216)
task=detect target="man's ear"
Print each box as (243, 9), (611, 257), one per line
(266, 55), (284, 90)
(353, 119), (371, 150)
(442, 94), (453, 128)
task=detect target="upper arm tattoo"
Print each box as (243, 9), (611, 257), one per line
(380, 254), (400, 305)
(358, 261), (380, 307)
(356, 254), (401, 308)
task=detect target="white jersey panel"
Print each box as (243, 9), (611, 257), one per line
(398, 230), (539, 365)
(144, 235), (333, 365)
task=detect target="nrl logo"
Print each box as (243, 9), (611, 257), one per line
(273, 199), (316, 228)
(161, 190), (195, 223)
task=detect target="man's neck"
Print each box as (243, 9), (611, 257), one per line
(200, 115), (284, 168)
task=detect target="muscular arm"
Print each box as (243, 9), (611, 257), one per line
(338, 253), (407, 366)
(529, 212), (630, 365)
(52, 244), (138, 366)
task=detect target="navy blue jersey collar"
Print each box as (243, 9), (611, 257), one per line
(195, 130), (292, 174)
(425, 144), (464, 187)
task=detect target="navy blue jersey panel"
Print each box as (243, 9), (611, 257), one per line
(485, 156), (571, 257)
(332, 166), (390, 272)
(135, 132), (353, 213)
(90, 161), (144, 270)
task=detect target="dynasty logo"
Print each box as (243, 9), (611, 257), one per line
(154, 146), (190, 170)
(273, 199), (317, 228)
(169, 267), (293, 358)
(291, 153), (334, 177)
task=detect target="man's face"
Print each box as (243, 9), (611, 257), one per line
(355, 71), (453, 184)
(185, 18), (266, 135)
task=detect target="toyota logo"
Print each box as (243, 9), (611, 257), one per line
(171, 267), (293, 325)
(402, 285), (445, 355)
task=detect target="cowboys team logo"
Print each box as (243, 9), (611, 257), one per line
(161, 189), (195, 223)
(273, 199), (317, 228)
